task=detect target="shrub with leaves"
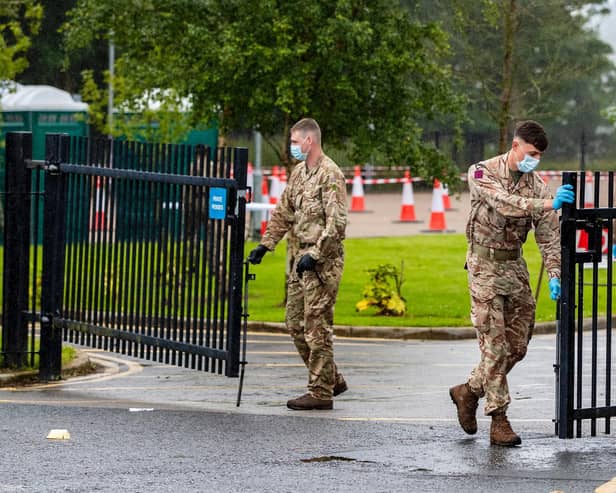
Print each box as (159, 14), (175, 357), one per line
(356, 262), (406, 316)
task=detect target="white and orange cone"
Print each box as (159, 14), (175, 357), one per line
(576, 172), (593, 249)
(428, 179), (447, 231)
(577, 229), (588, 251)
(399, 170), (418, 222)
(584, 171), (594, 208)
(246, 162), (254, 202)
(260, 176), (270, 236)
(350, 165), (365, 212)
(94, 176), (106, 231)
(279, 167), (287, 196)
(269, 165), (281, 205)
(442, 183), (452, 210)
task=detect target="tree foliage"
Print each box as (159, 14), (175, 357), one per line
(407, 0), (616, 158)
(0, 0), (42, 83)
(17, 0), (107, 93)
(62, 0), (465, 182)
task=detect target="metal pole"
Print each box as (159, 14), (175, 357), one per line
(2, 132), (32, 368)
(534, 260), (545, 300)
(237, 261), (253, 407)
(250, 130), (263, 240)
(227, 147), (249, 377)
(580, 129), (586, 172)
(557, 171), (577, 438)
(108, 34), (115, 137)
(39, 134), (69, 381)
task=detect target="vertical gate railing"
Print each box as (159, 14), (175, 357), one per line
(2, 132), (248, 381)
(1, 132), (44, 369)
(557, 170), (616, 438)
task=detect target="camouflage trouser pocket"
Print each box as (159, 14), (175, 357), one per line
(470, 295), (504, 335)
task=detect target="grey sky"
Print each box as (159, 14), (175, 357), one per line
(595, 0), (616, 60)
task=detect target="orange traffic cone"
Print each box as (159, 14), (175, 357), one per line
(279, 167), (287, 196)
(260, 176), (270, 236)
(398, 170), (418, 222)
(428, 179), (447, 231)
(269, 165), (281, 205)
(584, 171), (593, 208)
(94, 176), (106, 231)
(578, 174), (591, 251)
(442, 183), (452, 210)
(246, 162), (254, 202)
(350, 165), (365, 212)
(577, 229), (588, 251)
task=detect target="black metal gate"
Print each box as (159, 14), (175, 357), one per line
(2, 132), (248, 380)
(557, 170), (616, 438)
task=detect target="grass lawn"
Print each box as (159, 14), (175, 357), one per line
(0, 235), (610, 332)
(245, 234), (612, 327)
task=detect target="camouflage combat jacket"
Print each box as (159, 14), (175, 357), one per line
(466, 153), (561, 279)
(261, 154), (347, 261)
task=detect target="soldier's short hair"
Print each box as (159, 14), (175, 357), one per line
(514, 120), (548, 152)
(291, 118), (321, 144)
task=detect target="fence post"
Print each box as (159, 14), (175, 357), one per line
(2, 132), (32, 368)
(226, 147), (248, 377)
(557, 171), (577, 438)
(39, 134), (69, 381)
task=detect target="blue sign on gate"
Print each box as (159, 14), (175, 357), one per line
(209, 187), (227, 220)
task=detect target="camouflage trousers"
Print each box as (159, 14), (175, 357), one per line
(286, 254), (345, 400)
(466, 254), (535, 415)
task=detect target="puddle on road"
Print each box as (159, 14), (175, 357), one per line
(301, 456), (356, 463)
(301, 455), (377, 464)
(300, 455), (374, 463)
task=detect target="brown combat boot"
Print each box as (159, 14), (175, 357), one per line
(490, 412), (522, 446)
(287, 393), (333, 410)
(449, 383), (479, 435)
(333, 379), (348, 397)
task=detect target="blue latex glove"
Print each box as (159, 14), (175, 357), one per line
(552, 184), (575, 210)
(613, 245), (616, 258)
(549, 278), (561, 301)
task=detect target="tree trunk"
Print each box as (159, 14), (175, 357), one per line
(498, 0), (517, 153)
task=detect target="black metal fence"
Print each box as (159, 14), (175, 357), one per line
(557, 170), (616, 438)
(2, 132), (248, 379)
(1, 132), (45, 368)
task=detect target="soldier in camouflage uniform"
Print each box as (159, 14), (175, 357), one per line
(449, 121), (575, 446)
(248, 118), (348, 410)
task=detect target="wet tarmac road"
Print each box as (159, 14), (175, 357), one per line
(1, 332), (615, 492)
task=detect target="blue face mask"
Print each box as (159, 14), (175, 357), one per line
(517, 154), (540, 173)
(290, 143), (307, 161)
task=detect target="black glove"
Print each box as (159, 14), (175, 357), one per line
(247, 244), (268, 264)
(296, 254), (317, 278)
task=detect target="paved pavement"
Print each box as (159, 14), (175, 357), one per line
(345, 189), (471, 237)
(1, 331), (615, 492)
